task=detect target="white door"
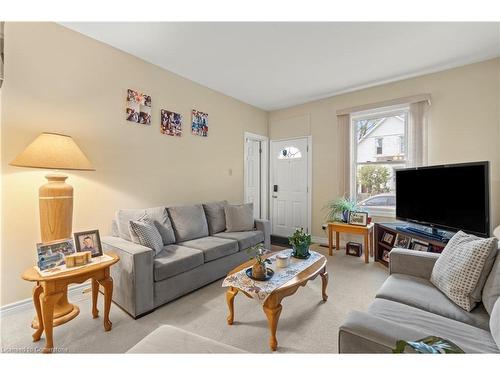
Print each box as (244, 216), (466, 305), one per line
(270, 138), (310, 237)
(245, 138), (261, 219)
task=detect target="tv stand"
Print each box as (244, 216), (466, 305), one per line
(374, 223), (452, 267)
(396, 225), (450, 242)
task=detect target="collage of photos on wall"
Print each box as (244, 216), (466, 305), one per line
(160, 109), (183, 136)
(126, 89), (152, 125)
(191, 109), (208, 137)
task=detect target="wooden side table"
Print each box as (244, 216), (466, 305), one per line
(21, 253), (119, 353)
(328, 222), (374, 263)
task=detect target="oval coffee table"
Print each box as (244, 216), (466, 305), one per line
(225, 251), (328, 351)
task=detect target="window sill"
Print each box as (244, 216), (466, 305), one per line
(361, 207), (396, 219)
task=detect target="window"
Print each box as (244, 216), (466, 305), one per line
(278, 146), (302, 159)
(375, 138), (383, 155)
(352, 108), (409, 215)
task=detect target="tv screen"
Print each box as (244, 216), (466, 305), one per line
(395, 161), (490, 237)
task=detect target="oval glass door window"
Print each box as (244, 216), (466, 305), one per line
(278, 146), (302, 159)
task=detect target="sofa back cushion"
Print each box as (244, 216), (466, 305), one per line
(490, 299), (500, 350)
(168, 204), (209, 242)
(430, 231), (497, 311)
(116, 207), (176, 245)
(224, 203), (254, 232)
(203, 200), (228, 235)
(482, 251), (500, 315)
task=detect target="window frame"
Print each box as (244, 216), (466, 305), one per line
(350, 105), (409, 218)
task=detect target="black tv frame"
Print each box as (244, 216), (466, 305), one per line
(395, 161), (490, 238)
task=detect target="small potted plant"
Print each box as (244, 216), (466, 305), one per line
(246, 244), (271, 279)
(323, 196), (358, 223)
(289, 228), (312, 259)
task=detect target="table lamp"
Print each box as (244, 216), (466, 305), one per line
(10, 132), (95, 243)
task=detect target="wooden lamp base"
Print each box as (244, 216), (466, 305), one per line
(31, 289), (80, 330)
(39, 174), (73, 243)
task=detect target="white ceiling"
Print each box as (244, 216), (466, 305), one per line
(61, 22), (500, 111)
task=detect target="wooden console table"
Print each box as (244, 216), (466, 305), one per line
(328, 222), (374, 263)
(21, 253), (119, 353)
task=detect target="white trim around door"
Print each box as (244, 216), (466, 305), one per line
(243, 132), (269, 220)
(269, 136), (312, 236)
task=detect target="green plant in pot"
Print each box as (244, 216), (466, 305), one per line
(246, 244), (271, 279)
(289, 228), (312, 259)
(323, 196), (358, 223)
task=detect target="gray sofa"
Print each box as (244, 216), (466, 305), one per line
(339, 248), (500, 353)
(102, 201), (271, 318)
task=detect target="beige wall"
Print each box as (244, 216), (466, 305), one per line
(269, 58), (500, 239)
(0, 23), (268, 306)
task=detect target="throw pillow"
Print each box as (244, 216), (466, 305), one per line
(430, 230), (498, 311)
(490, 299), (500, 350)
(224, 203), (254, 232)
(116, 207), (176, 245)
(203, 200), (228, 235)
(129, 219), (164, 255)
(482, 252), (500, 315)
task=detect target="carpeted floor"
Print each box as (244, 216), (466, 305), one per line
(0, 245), (388, 353)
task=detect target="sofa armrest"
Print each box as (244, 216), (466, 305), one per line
(389, 248), (440, 279)
(255, 219), (271, 250)
(102, 236), (155, 318)
(339, 311), (424, 353)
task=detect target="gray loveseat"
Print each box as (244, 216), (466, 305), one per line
(339, 248), (500, 353)
(102, 201), (271, 318)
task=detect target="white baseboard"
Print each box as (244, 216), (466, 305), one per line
(312, 236), (328, 245)
(0, 282), (90, 318)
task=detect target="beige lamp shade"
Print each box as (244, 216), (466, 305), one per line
(10, 132), (95, 171)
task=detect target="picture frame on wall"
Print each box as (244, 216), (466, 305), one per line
(348, 211), (368, 226)
(411, 239), (429, 252)
(381, 232), (395, 246)
(74, 229), (103, 258)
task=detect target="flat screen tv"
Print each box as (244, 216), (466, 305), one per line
(395, 161), (490, 237)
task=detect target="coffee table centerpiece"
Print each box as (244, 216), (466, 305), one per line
(246, 244), (273, 280)
(289, 227), (312, 259)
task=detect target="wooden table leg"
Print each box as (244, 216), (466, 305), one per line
(226, 287), (238, 325)
(364, 233), (369, 264)
(263, 302), (282, 351)
(91, 278), (99, 319)
(369, 229), (374, 258)
(98, 276), (113, 331)
(32, 284), (44, 342)
(40, 291), (63, 353)
(320, 267), (329, 301)
(335, 232), (340, 252)
(328, 225), (333, 256)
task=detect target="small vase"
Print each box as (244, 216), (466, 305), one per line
(252, 262), (267, 279)
(342, 210), (350, 223)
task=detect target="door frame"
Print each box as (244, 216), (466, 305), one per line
(269, 136), (312, 234)
(243, 132), (269, 219)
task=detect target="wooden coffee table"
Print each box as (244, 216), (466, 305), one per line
(225, 252), (328, 351)
(21, 253), (119, 353)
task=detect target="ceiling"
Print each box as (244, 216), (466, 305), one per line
(61, 22), (500, 111)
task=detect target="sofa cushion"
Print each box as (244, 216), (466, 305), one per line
(224, 203), (254, 232)
(130, 219), (164, 255)
(430, 230), (497, 311)
(168, 204), (209, 242)
(116, 206), (175, 245)
(483, 251), (500, 315)
(491, 299), (500, 350)
(154, 245), (204, 281)
(369, 298), (499, 353)
(377, 273), (490, 330)
(214, 230), (264, 250)
(203, 200), (228, 235)
(179, 236), (238, 262)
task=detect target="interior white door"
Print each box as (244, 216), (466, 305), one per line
(270, 138), (309, 237)
(245, 138), (261, 219)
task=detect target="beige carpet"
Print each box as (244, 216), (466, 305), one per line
(0, 245), (388, 353)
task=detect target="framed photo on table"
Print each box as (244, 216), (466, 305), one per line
(74, 229), (103, 258)
(348, 211), (368, 226)
(36, 238), (75, 271)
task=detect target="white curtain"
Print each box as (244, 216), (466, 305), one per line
(407, 100), (430, 167)
(336, 114), (351, 197)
